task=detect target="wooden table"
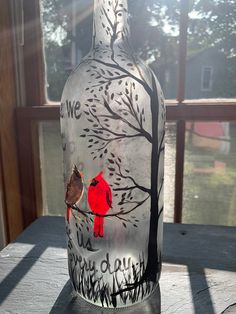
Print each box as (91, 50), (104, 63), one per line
(0, 217), (236, 313)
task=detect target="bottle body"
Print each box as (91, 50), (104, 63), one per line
(60, 0), (165, 308)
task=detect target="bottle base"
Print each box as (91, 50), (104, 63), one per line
(71, 281), (160, 311)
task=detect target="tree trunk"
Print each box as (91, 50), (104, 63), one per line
(142, 72), (160, 282)
(111, 73), (161, 300)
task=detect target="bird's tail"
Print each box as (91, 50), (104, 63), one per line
(94, 216), (104, 238)
(66, 207), (71, 223)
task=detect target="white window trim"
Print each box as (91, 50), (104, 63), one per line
(201, 66), (213, 92)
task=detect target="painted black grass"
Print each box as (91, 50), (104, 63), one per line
(68, 250), (155, 308)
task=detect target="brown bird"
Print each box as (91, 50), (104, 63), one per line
(65, 165), (84, 223)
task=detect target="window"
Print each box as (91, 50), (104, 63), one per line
(14, 0), (236, 229)
(184, 121), (236, 226)
(40, 0), (178, 101)
(201, 66), (213, 91)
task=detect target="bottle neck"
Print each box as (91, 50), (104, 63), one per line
(92, 0), (130, 48)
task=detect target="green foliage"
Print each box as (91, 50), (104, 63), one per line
(41, 0), (236, 100)
(188, 0), (236, 57)
(44, 41), (70, 100)
(128, 0), (179, 64)
(41, 0), (72, 100)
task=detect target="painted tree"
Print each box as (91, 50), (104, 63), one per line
(70, 0), (165, 296)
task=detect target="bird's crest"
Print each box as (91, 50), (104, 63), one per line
(73, 165), (83, 178)
(97, 171), (103, 178)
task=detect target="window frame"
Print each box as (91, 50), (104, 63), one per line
(14, 0), (236, 229)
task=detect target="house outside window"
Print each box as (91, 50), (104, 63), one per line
(201, 66), (213, 91)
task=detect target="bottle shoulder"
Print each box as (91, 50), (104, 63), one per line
(61, 47), (164, 103)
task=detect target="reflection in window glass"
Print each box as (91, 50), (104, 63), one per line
(183, 121), (236, 226)
(40, 0), (179, 101)
(186, 1), (236, 99)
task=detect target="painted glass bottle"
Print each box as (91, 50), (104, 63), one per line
(60, 0), (165, 308)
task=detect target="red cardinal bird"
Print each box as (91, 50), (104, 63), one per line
(65, 165), (84, 223)
(88, 171), (112, 238)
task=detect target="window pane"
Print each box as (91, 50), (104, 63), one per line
(39, 121), (64, 215)
(186, 1), (236, 99)
(164, 122), (176, 222)
(40, 0), (179, 101)
(183, 121), (236, 226)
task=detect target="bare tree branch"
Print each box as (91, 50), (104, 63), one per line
(102, 97), (152, 142)
(71, 195), (150, 222)
(114, 159), (151, 194)
(157, 178), (164, 200)
(91, 70), (128, 88)
(157, 129), (165, 161)
(88, 105), (140, 139)
(85, 58), (153, 96)
(82, 94), (152, 157)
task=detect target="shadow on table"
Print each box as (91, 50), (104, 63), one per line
(1, 218), (235, 313)
(0, 244), (47, 306)
(49, 281), (161, 314)
(163, 223), (236, 314)
(0, 217), (66, 306)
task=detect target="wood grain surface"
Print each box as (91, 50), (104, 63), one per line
(0, 217), (235, 313)
(0, 0), (23, 241)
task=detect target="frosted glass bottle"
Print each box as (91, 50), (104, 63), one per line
(60, 0), (165, 308)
